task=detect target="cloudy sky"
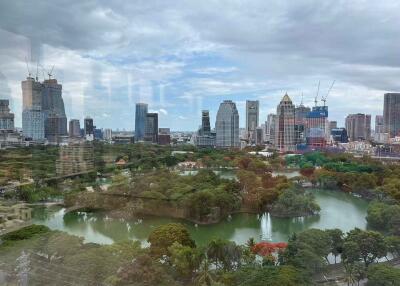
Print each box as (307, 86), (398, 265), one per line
(0, 1), (399, 130)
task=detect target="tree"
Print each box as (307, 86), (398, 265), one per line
(233, 265), (309, 286)
(343, 229), (387, 268)
(367, 264), (400, 286)
(326, 229), (344, 264)
(385, 236), (400, 258)
(169, 242), (203, 278)
(148, 223), (195, 257)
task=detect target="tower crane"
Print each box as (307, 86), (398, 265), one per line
(315, 80), (320, 107)
(321, 80), (335, 107)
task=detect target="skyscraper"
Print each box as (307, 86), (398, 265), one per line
(145, 113), (158, 143)
(201, 110), (211, 135)
(42, 79), (68, 142)
(195, 110), (215, 148)
(135, 103), (148, 141)
(295, 104), (310, 146)
(383, 93), (400, 138)
(216, 100), (239, 148)
(84, 117), (94, 141)
(246, 100), (259, 144)
(266, 114), (276, 145)
(21, 77), (45, 140)
(0, 99), (14, 131)
(275, 94), (295, 152)
(345, 113), (371, 141)
(305, 106), (329, 148)
(69, 119), (81, 138)
(375, 115), (384, 134)
(21, 76), (67, 143)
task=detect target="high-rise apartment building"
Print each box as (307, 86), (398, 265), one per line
(56, 141), (94, 176)
(246, 100), (259, 144)
(384, 93), (400, 138)
(375, 115), (384, 134)
(42, 79), (67, 142)
(135, 103), (148, 141)
(84, 117), (94, 141)
(158, 128), (171, 145)
(0, 100), (14, 131)
(145, 113), (158, 143)
(200, 110), (211, 135)
(216, 100), (239, 148)
(345, 113), (371, 141)
(21, 76), (67, 142)
(104, 128), (112, 141)
(69, 119), (81, 138)
(275, 94), (295, 152)
(266, 114), (277, 145)
(22, 108), (45, 140)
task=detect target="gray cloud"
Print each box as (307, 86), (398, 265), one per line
(0, 0), (399, 129)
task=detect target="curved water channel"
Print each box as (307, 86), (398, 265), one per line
(32, 187), (368, 246)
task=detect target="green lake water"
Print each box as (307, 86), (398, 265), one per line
(32, 188), (369, 246)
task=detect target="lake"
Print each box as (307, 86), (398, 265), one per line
(32, 188), (368, 246)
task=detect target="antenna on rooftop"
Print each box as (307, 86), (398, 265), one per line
(315, 80), (320, 107)
(300, 92), (304, 105)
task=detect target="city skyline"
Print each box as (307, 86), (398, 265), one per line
(0, 2), (399, 130)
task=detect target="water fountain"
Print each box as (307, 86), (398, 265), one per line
(260, 212), (272, 241)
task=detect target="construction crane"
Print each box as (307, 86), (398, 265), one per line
(321, 80), (335, 107)
(47, 65), (55, 79)
(314, 80), (320, 107)
(24, 57), (31, 77)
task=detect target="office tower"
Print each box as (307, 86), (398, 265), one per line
(295, 104), (310, 146)
(94, 128), (103, 140)
(42, 79), (68, 142)
(375, 115), (384, 134)
(216, 100), (239, 148)
(200, 110), (211, 135)
(56, 141), (94, 176)
(104, 128), (112, 141)
(331, 128), (349, 143)
(305, 106), (329, 148)
(21, 76), (42, 110)
(84, 117), (94, 141)
(145, 113), (158, 143)
(195, 110), (216, 148)
(21, 77), (45, 140)
(329, 121), (338, 131)
(246, 100), (259, 144)
(135, 103), (148, 141)
(255, 127), (264, 146)
(345, 113), (371, 141)
(384, 93), (400, 138)
(266, 114), (276, 144)
(295, 104), (311, 125)
(275, 94), (295, 152)
(21, 76), (67, 143)
(22, 108), (45, 140)
(0, 100), (14, 131)
(158, 128), (171, 145)
(69, 119), (81, 138)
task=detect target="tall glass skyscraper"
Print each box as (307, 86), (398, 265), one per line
(275, 94), (295, 152)
(245, 100), (259, 143)
(384, 93), (400, 138)
(135, 103), (148, 141)
(216, 100), (239, 148)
